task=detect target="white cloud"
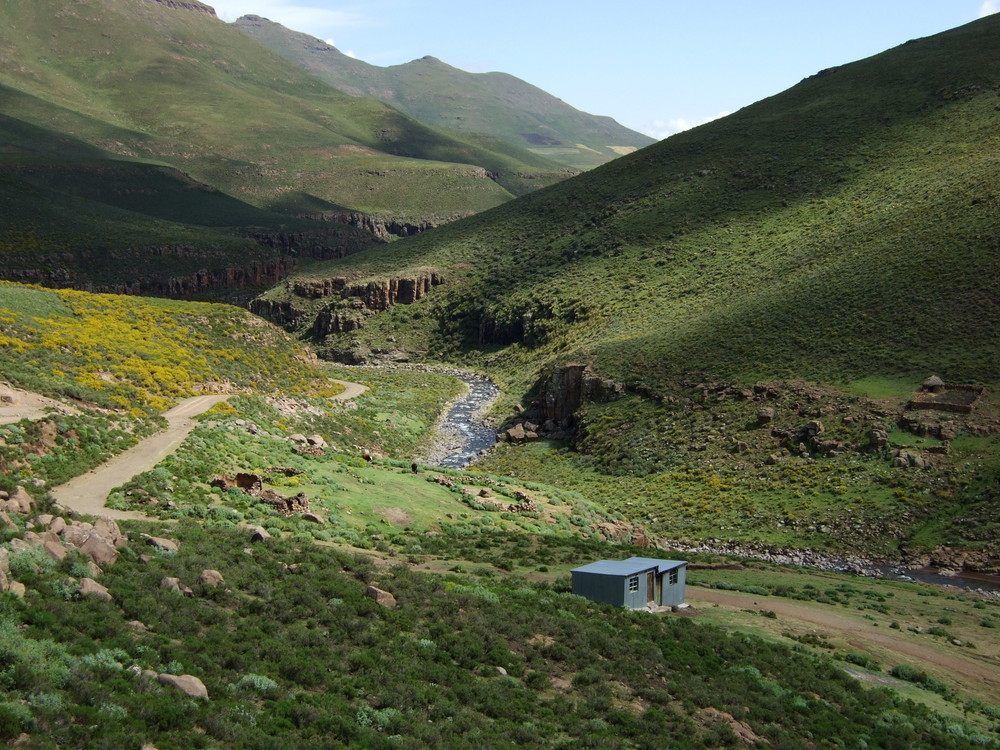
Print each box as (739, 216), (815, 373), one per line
(209, 1), (369, 37)
(643, 111), (731, 140)
(979, 1), (999, 17)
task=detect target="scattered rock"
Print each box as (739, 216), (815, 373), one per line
(157, 673), (208, 699)
(7, 581), (26, 598)
(160, 577), (193, 596)
(757, 407), (775, 425)
(366, 585), (397, 608)
(78, 533), (120, 566)
(79, 577), (113, 602)
(145, 536), (179, 553)
(42, 540), (68, 562)
(199, 569), (225, 587)
(7, 486), (33, 514)
(248, 525), (271, 542)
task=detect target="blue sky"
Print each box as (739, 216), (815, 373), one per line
(206, 1), (998, 139)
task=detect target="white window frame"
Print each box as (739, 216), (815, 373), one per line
(627, 575), (639, 592)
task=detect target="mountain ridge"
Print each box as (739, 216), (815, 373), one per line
(232, 13), (656, 170)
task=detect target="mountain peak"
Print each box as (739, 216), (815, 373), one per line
(147, 0), (217, 16)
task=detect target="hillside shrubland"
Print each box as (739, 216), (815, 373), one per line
(256, 15), (1000, 561)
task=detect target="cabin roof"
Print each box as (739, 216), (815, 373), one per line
(571, 557), (686, 577)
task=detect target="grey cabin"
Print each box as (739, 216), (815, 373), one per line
(571, 557), (687, 609)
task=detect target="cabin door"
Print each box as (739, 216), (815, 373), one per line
(646, 571), (656, 604)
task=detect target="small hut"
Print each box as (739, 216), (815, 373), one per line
(921, 375), (946, 394)
(571, 557), (686, 609)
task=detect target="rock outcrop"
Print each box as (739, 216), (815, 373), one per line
(157, 673), (209, 699)
(308, 211), (437, 241)
(251, 270), (444, 337)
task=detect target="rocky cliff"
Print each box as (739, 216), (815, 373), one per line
(310, 212), (438, 241)
(498, 363), (625, 442)
(1, 258), (297, 298)
(251, 270), (444, 336)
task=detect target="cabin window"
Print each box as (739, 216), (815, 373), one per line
(628, 576), (639, 592)
(668, 569), (679, 585)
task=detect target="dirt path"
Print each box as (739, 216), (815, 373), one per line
(50, 395), (230, 520)
(49, 379), (370, 521)
(688, 587), (1000, 691)
(0, 385), (79, 425)
(330, 379), (367, 401)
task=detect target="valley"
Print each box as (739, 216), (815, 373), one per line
(0, 1), (998, 747)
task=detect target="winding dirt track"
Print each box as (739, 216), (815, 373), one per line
(329, 378), (367, 401)
(51, 379), (368, 521)
(688, 587), (1000, 693)
(50, 395), (230, 520)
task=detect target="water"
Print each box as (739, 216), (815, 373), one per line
(426, 372), (499, 469)
(874, 565), (1000, 594)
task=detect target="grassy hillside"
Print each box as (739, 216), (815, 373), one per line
(0, 0), (575, 293)
(0, 282), (331, 414)
(254, 16), (1000, 559)
(234, 14), (655, 170)
(0, 283), (996, 747)
(0, 284), (997, 750)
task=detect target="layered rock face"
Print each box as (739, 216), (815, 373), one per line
(252, 270), (444, 337)
(498, 363), (625, 443)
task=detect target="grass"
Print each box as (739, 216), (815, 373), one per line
(256, 14), (1000, 559)
(234, 15), (653, 171)
(0, 0), (580, 293)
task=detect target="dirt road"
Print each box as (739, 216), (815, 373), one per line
(330, 379), (367, 401)
(49, 380), (368, 521)
(50, 395), (230, 520)
(688, 587), (1000, 692)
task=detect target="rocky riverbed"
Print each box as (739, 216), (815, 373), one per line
(418, 370), (499, 469)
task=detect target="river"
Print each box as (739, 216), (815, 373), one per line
(420, 370), (499, 469)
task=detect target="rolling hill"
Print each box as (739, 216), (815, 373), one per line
(254, 15), (1000, 560)
(0, 0), (574, 293)
(233, 14), (656, 170)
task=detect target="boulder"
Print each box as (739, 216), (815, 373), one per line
(79, 578), (113, 602)
(306, 434), (327, 448)
(145, 536), (179, 553)
(42, 540), (68, 562)
(0, 512), (17, 531)
(8, 486), (33, 514)
(300, 512), (325, 524)
(504, 423), (527, 442)
(757, 407), (775, 425)
(248, 525), (271, 542)
(48, 517), (66, 535)
(160, 577), (193, 596)
(157, 673), (208, 699)
(366, 585), (397, 609)
(199, 569), (225, 587)
(7, 581), (26, 598)
(79, 533), (120, 566)
(94, 517), (127, 548)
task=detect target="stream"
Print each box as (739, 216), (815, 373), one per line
(421, 370), (499, 469)
(395, 368), (1000, 594)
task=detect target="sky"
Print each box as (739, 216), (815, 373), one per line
(205, 0), (998, 139)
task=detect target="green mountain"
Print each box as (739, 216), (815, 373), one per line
(255, 16), (1000, 559)
(0, 0), (572, 294)
(233, 14), (656, 170)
